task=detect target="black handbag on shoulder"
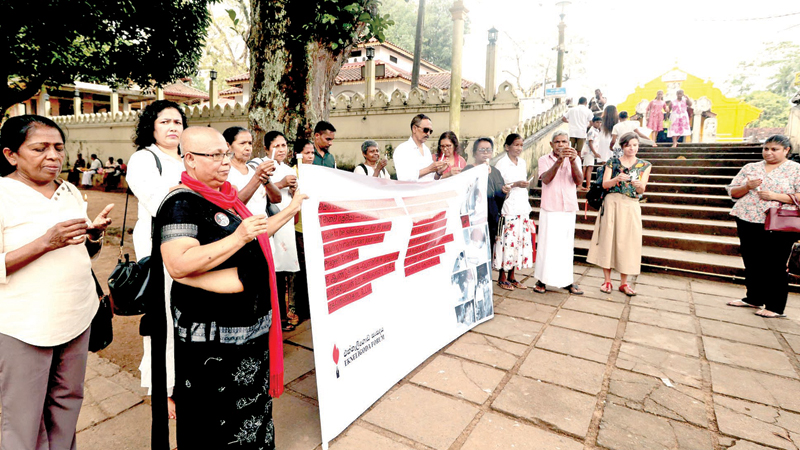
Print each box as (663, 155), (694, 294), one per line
(586, 163), (608, 210)
(89, 271), (113, 352)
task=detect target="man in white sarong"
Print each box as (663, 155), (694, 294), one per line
(533, 130), (584, 295)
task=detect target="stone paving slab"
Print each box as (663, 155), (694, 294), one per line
(607, 369), (707, 427)
(786, 334), (800, 354)
(693, 292), (739, 308)
(288, 373), (318, 400)
(506, 286), (566, 306)
(460, 412), (583, 450)
(561, 296), (625, 318)
(623, 322), (699, 357)
(551, 308), (619, 338)
(274, 394), (322, 450)
(770, 318), (800, 336)
(699, 318), (782, 349)
(597, 403), (712, 450)
(703, 336), (798, 379)
(691, 280), (746, 298)
(491, 375), (595, 437)
(284, 344), (317, 384)
(363, 384), (479, 450)
(288, 329), (314, 350)
(444, 332), (527, 370)
(709, 363), (800, 413)
(518, 348), (606, 395)
(535, 325), (613, 363)
(493, 297), (555, 323)
(329, 425), (414, 450)
(635, 283), (691, 302)
(628, 306), (696, 333)
(472, 314), (542, 344)
(714, 394), (800, 450)
(577, 278), (629, 303)
(410, 355), (506, 404)
(629, 295), (692, 314)
(615, 342), (704, 388)
(635, 273), (691, 290)
(695, 305), (769, 329)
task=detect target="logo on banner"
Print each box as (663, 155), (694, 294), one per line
(333, 344), (340, 378)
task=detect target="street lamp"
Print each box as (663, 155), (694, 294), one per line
(488, 27), (498, 45)
(366, 46), (375, 60)
(209, 69), (218, 81)
(554, 1), (570, 104)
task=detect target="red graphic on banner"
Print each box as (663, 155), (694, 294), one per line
(404, 245), (446, 266)
(319, 199), (397, 214)
(323, 233), (385, 257)
(328, 284), (373, 314)
(410, 217), (448, 236)
(406, 233), (454, 257)
(412, 211), (447, 226)
(324, 249), (359, 271)
(332, 344), (339, 364)
(325, 252), (400, 285)
(326, 262), (395, 300)
(321, 222), (392, 243)
(461, 215), (470, 228)
(408, 228), (447, 248)
(404, 256), (441, 277)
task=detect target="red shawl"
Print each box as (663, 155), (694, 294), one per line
(180, 172), (284, 397)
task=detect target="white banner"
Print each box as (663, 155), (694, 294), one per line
(299, 164), (495, 447)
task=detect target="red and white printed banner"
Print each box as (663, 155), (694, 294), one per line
(299, 164), (494, 447)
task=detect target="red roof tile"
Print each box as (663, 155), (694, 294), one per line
(419, 72), (474, 90)
(225, 72), (250, 83)
(163, 82), (209, 100)
(219, 86), (242, 97)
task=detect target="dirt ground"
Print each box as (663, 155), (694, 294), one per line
(84, 188), (145, 377)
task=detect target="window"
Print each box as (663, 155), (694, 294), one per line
(389, 55), (398, 64)
(351, 50), (362, 57)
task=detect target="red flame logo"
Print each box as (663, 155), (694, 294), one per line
(332, 344), (339, 365)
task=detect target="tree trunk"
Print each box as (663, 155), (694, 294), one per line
(248, 1), (351, 157)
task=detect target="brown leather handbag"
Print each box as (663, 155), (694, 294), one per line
(765, 194), (800, 233)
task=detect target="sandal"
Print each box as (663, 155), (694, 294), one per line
(564, 284), (584, 295)
(532, 281), (546, 294)
(509, 279), (527, 290)
(619, 284), (637, 297)
(727, 299), (759, 308)
(498, 280), (515, 291)
(282, 322), (296, 332)
(755, 310), (787, 318)
(600, 282), (612, 294)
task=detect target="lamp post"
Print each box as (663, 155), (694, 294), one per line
(209, 69), (218, 108)
(449, 0), (468, 136)
(555, 1), (570, 104)
(365, 46), (376, 107)
(410, 0), (426, 89)
(73, 88), (81, 117)
(485, 27), (498, 100)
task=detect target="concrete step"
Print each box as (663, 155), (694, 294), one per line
(531, 192), (734, 208)
(647, 174), (733, 185)
(637, 152), (762, 160)
(646, 158), (754, 167)
(530, 197), (734, 221)
(532, 207), (738, 237)
(573, 239), (745, 280)
(645, 182), (729, 196)
(649, 166), (741, 176)
(567, 223), (740, 256)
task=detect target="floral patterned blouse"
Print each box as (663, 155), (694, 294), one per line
(727, 160), (800, 224)
(605, 157), (652, 199)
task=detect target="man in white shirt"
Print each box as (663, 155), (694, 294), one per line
(611, 111), (655, 153)
(393, 114), (447, 181)
(561, 97), (594, 152)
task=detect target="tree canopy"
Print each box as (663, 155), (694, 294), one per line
(0, 0), (215, 118)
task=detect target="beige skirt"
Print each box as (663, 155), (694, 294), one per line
(586, 193), (643, 275)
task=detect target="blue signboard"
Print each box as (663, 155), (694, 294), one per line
(545, 87), (567, 97)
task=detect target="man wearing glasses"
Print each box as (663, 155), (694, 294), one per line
(393, 113), (447, 181)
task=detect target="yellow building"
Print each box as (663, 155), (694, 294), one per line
(618, 68), (761, 142)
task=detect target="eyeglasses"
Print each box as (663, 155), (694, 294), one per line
(416, 126), (433, 135)
(189, 151), (233, 161)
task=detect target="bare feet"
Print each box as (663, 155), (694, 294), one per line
(168, 397), (176, 420)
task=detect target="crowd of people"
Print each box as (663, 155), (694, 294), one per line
(0, 87), (796, 448)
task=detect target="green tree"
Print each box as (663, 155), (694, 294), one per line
(195, 0), (250, 86)
(744, 90), (790, 128)
(379, 0), (469, 70)
(726, 41), (800, 98)
(1, 0), (215, 118)
(247, 0), (392, 155)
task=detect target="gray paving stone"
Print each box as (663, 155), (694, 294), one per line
(585, 267), (626, 280)
(695, 305), (768, 329)
(725, 440), (781, 450)
(274, 394), (322, 450)
(628, 306), (696, 333)
(597, 403), (712, 450)
(445, 332), (527, 370)
(771, 318), (800, 336)
(76, 404), (178, 450)
(786, 334), (800, 353)
(494, 298), (556, 323)
(460, 412), (583, 450)
(492, 375), (595, 437)
(330, 425), (414, 450)
(692, 292), (739, 308)
(410, 355), (506, 404)
(710, 363), (800, 413)
(562, 296), (625, 318)
(576, 277), (629, 303)
(629, 295), (691, 314)
(288, 328), (314, 350)
(635, 273), (691, 290)
(607, 369), (707, 427)
(703, 336), (798, 379)
(288, 374), (318, 400)
(691, 280), (745, 298)
(699, 318), (782, 349)
(551, 309), (619, 338)
(284, 344), (316, 384)
(83, 376), (128, 403)
(616, 342), (703, 388)
(714, 394), (799, 450)
(535, 326), (613, 364)
(634, 284), (691, 302)
(364, 384), (479, 450)
(518, 349), (606, 395)
(506, 286), (566, 306)
(623, 322), (699, 357)
(472, 314), (542, 345)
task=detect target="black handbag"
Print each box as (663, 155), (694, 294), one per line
(107, 188), (151, 315)
(89, 271), (113, 352)
(586, 163), (608, 211)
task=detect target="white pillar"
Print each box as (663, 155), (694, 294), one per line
(365, 59), (376, 107)
(122, 96), (131, 112)
(449, 0), (468, 137)
(73, 90), (81, 116)
(156, 87), (165, 101)
(110, 89), (119, 115)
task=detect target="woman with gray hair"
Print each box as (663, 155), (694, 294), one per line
(354, 140), (389, 178)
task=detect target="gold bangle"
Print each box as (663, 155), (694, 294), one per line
(86, 232), (104, 244)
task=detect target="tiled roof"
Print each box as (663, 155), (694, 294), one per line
(219, 86), (243, 97)
(163, 82), (209, 100)
(358, 37), (445, 73)
(334, 60), (434, 89)
(419, 72), (475, 90)
(225, 72), (250, 83)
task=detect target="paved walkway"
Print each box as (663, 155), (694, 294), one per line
(4, 266), (800, 449)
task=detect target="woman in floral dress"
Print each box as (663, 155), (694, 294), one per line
(646, 90), (667, 142)
(493, 133), (535, 291)
(668, 90), (693, 147)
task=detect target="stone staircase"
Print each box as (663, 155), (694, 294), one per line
(531, 142), (765, 282)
